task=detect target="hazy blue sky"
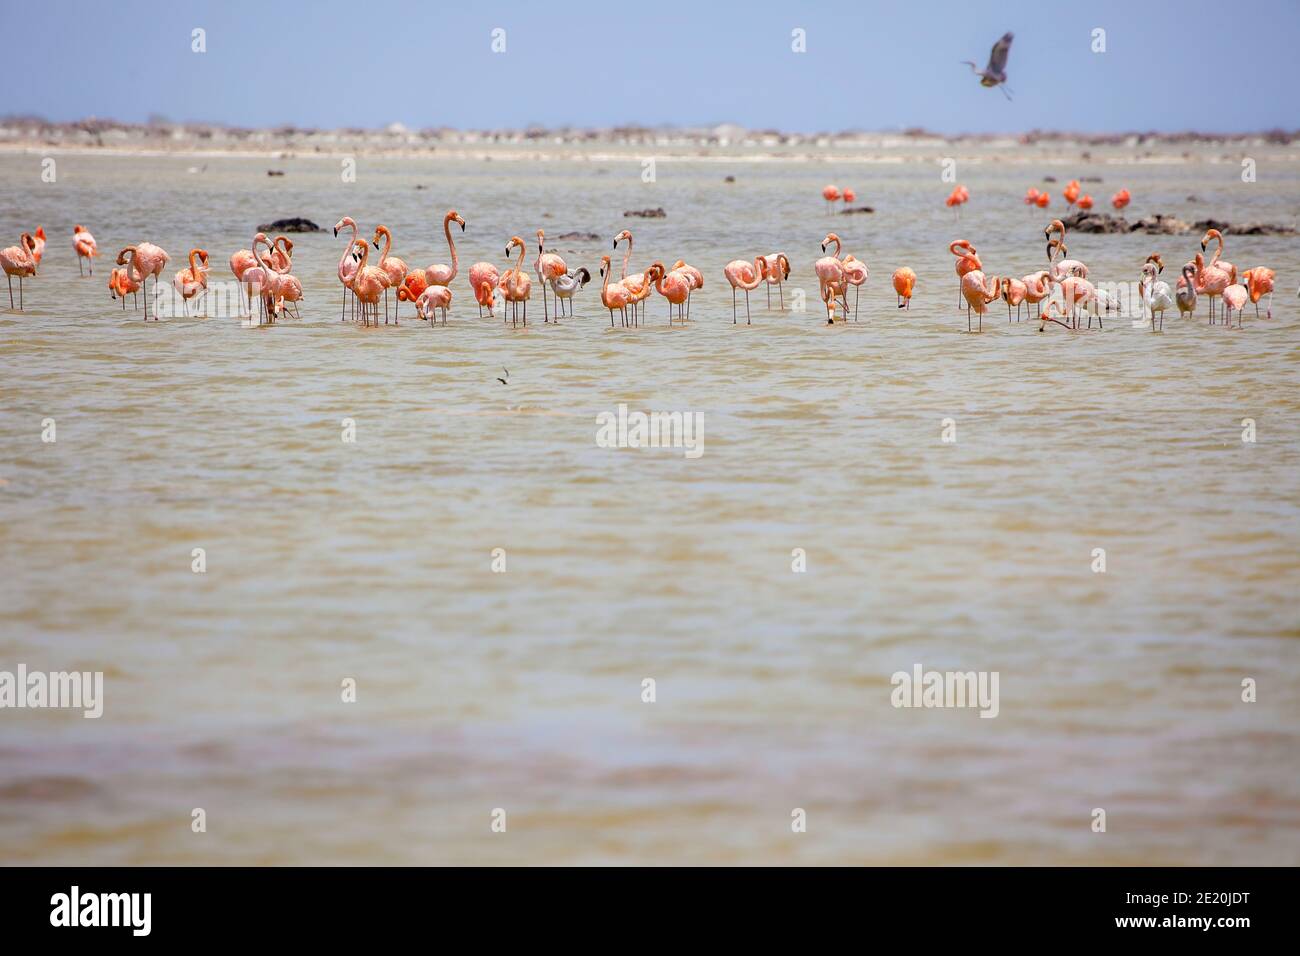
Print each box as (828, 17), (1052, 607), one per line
(6, 0), (1297, 133)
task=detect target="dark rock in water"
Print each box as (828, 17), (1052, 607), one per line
(1061, 211), (1131, 233)
(256, 217), (321, 233)
(1185, 194), (1200, 202)
(724, 175), (736, 183)
(1193, 218), (1296, 236)
(1082, 176), (1103, 183)
(624, 207), (666, 218)
(1130, 214), (1192, 235)
(839, 205), (875, 214)
(553, 231), (601, 241)
(266, 169), (285, 177)
(415, 184), (426, 190)
(1043, 175), (1058, 183)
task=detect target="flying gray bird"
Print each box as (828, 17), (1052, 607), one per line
(963, 32), (1014, 100)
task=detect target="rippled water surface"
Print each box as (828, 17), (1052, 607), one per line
(2, 145), (1298, 864)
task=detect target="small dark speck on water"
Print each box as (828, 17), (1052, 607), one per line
(724, 175), (736, 183)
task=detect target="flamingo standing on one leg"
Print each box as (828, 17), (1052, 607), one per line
(371, 225), (408, 323)
(500, 236), (532, 327)
(1175, 264), (1198, 320)
(116, 242), (169, 320)
(599, 254), (631, 327)
(960, 270), (998, 331)
(842, 254), (869, 321)
(468, 261), (500, 318)
(892, 267), (916, 309)
(1, 233), (38, 311)
(534, 229), (568, 323)
(171, 248), (210, 316)
(949, 239), (981, 309)
(1240, 267), (1275, 319)
(73, 225), (98, 276)
(723, 255), (768, 325)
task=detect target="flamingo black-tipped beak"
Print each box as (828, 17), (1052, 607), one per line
(1200, 241), (1207, 251)
(333, 227), (339, 237)
(372, 240), (380, 249)
(460, 222), (465, 231)
(820, 244), (826, 253)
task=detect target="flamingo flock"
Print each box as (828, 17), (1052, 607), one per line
(2, 198), (1282, 340)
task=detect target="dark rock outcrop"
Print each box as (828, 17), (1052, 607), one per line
(623, 207), (666, 218)
(255, 217), (321, 233)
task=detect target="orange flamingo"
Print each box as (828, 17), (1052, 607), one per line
(599, 254), (631, 327)
(1111, 189), (1131, 210)
(468, 261), (499, 318)
(397, 272), (429, 317)
(1, 233), (38, 310)
(371, 225), (408, 323)
(960, 270), (998, 331)
(841, 187), (856, 212)
(1035, 191), (1050, 208)
(1077, 194), (1094, 210)
(73, 225), (98, 275)
(1063, 179), (1080, 210)
(949, 239), (982, 309)
(892, 267), (916, 309)
(723, 255), (768, 325)
(1240, 267), (1275, 318)
(534, 229), (568, 323)
(1023, 187), (1040, 207)
(822, 184), (840, 214)
(262, 244), (304, 320)
(171, 248), (210, 316)
(116, 242), (169, 320)
(670, 259), (703, 320)
(1193, 252), (1230, 324)
(945, 184), (969, 215)
(30, 227), (46, 267)
(650, 261), (691, 325)
(108, 265), (140, 310)
(423, 210), (465, 287)
(500, 236), (532, 326)
(612, 229), (650, 325)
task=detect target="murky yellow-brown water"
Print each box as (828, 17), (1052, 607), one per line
(1, 143), (1298, 864)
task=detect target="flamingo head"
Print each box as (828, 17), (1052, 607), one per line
(74, 224), (84, 234)
(613, 229), (631, 249)
(506, 235), (524, 257)
(599, 254), (611, 278)
(115, 246), (134, 265)
(447, 210), (465, 231)
(332, 216), (356, 238)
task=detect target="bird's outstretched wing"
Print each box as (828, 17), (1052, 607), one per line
(987, 32), (1013, 76)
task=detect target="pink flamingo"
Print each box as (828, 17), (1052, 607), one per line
(1022, 270), (1051, 317)
(534, 229), (568, 323)
(670, 259), (704, 319)
(841, 187), (856, 212)
(333, 217), (362, 320)
(1023, 188), (1040, 207)
(116, 242), (169, 320)
(613, 230), (650, 325)
(945, 185), (969, 216)
(1221, 282), (1248, 328)
(171, 248), (210, 316)
(263, 244), (304, 320)
(949, 239), (982, 309)
(761, 252), (791, 310)
(892, 266), (916, 309)
(1240, 267), (1275, 318)
(723, 255), (768, 325)
(1045, 221), (1088, 278)
(1, 233), (38, 310)
(500, 236), (532, 326)
(999, 276), (1027, 322)
(599, 254), (631, 327)
(822, 184), (840, 214)
(415, 285), (452, 325)
(1193, 252), (1230, 324)
(239, 233), (274, 324)
(469, 261), (499, 318)
(73, 225), (98, 275)
(1055, 274), (1099, 328)
(371, 225), (408, 323)
(842, 254), (869, 321)
(816, 233), (848, 312)
(960, 270), (998, 331)
(1200, 229), (1236, 284)
(349, 238), (389, 327)
(423, 210), (466, 288)
(650, 261), (691, 325)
